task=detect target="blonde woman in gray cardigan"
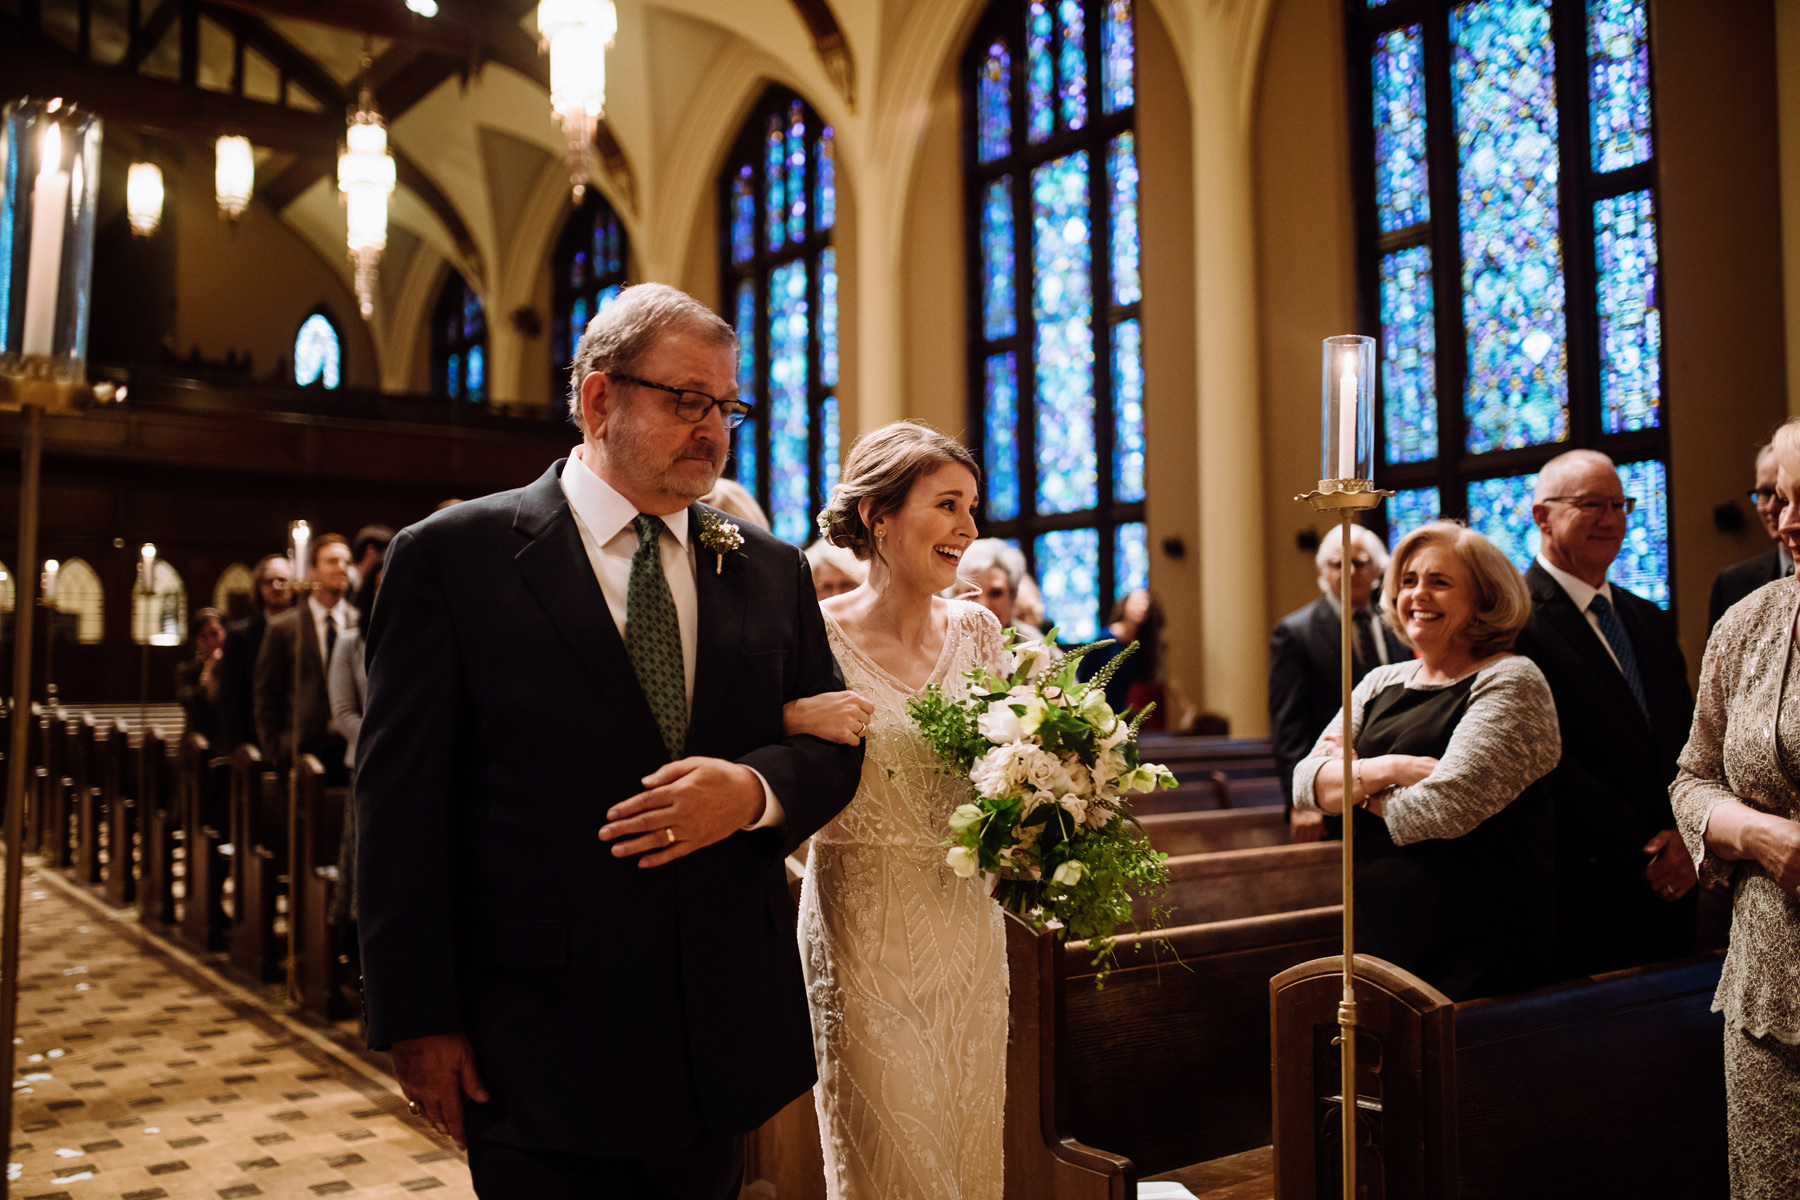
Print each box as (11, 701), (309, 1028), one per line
(1672, 422), (1800, 1200)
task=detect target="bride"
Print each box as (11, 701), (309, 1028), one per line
(783, 421), (1009, 1199)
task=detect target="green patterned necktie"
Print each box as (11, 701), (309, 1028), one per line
(628, 513), (687, 759)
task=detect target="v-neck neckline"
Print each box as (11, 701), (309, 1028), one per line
(823, 605), (960, 696)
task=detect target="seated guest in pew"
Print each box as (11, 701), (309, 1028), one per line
(1708, 440), (1792, 635)
(1672, 415), (1800, 1200)
(1077, 588), (1195, 732)
(1269, 523), (1412, 842)
(218, 554), (293, 751)
(804, 538), (866, 601)
(1295, 521), (1560, 1001)
(176, 607), (228, 747)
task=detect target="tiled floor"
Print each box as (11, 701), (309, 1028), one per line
(8, 865), (473, 1200)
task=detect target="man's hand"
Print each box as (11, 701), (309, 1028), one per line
(599, 757), (765, 867)
(1643, 829), (1698, 901)
(391, 1033), (488, 1148)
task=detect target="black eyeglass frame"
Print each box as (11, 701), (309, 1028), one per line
(611, 373), (755, 429)
(1748, 488), (1787, 507)
(1540, 494), (1638, 515)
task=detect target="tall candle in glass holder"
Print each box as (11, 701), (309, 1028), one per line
(21, 122), (69, 358)
(139, 543), (157, 592)
(42, 560), (59, 603)
(289, 521), (311, 584)
(1320, 335), (1376, 485)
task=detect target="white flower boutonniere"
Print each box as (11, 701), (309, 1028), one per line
(697, 512), (744, 575)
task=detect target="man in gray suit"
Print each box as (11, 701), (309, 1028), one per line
(254, 534), (355, 782)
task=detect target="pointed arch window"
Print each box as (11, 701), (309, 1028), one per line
(552, 190), (631, 403)
(433, 272), (488, 403)
(133, 560), (187, 646)
(719, 88), (840, 546)
(963, 0), (1144, 643)
(213, 563), (256, 622)
(49, 557), (105, 645)
(1357, 0), (1671, 606)
(294, 310), (342, 389)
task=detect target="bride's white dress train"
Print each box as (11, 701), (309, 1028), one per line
(799, 600), (1009, 1199)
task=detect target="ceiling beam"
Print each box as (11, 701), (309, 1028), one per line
(196, 2), (347, 109)
(201, 0), (483, 58)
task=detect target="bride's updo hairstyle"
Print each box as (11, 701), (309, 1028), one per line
(818, 421), (980, 562)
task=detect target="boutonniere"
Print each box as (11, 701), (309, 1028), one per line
(697, 512), (744, 574)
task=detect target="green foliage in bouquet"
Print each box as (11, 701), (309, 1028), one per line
(907, 630), (1178, 979)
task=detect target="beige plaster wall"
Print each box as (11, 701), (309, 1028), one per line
(899, 52), (968, 442)
(1782, 0), (1800, 415)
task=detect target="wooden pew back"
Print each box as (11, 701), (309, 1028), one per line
(1134, 841), (1340, 927)
(1138, 805), (1288, 856)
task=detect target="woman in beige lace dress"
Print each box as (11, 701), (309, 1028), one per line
(1671, 416), (1800, 1199)
(783, 422), (1008, 1199)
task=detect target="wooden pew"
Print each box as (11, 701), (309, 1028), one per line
(44, 713), (80, 870)
(101, 718), (138, 907)
(134, 726), (181, 926)
(1138, 805), (1289, 856)
(228, 749), (287, 983)
(295, 756), (356, 1019)
(177, 735), (230, 952)
(73, 714), (107, 888)
(1269, 952), (1728, 1200)
(26, 705), (53, 853)
(1136, 735), (1276, 784)
(1132, 841), (1340, 927)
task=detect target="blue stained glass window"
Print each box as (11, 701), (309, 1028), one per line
(1058, 0), (1088, 132)
(821, 247), (839, 388)
(787, 102), (808, 237)
(1108, 133), (1140, 306)
(294, 313), (341, 389)
(1453, 0), (1570, 455)
(569, 298), (588, 363)
(1373, 25), (1430, 233)
(445, 353), (461, 399)
(1113, 318), (1145, 502)
(1101, 0), (1134, 114)
(462, 291), (483, 339)
(979, 40), (1013, 163)
(816, 127), (836, 230)
(1465, 472), (1543, 574)
(732, 170), (756, 264)
(982, 180), (1018, 340)
(986, 354), (1021, 521)
(1588, 0), (1652, 171)
(820, 393), (841, 502)
(570, 249), (587, 289)
(1380, 245), (1437, 464)
(595, 210), (623, 275)
(466, 345), (485, 402)
(1115, 521), (1149, 598)
(1594, 189), (1661, 433)
(736, 281), (759, 493)
(766, 116), (787, 250)
(1384, 488), (1442, 551)
(1032, 153), (1097, 514)
(554, 189), (629, 407)
(1614, 458), (1669, 607)
(1036, 527), (1101, 643)
(768, 261), (811, 544)
(596, 284), (622, 314)
(1027, 3), (1055, 143)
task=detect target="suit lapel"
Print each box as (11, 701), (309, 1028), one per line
(513, 464), (666, 755)
(688, 502), (745, 754)
(1527, 564), (1652, 738)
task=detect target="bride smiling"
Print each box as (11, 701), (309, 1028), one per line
(784, 421), (1008, 1199)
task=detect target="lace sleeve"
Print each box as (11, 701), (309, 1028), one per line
(960, 600), (1007, 676)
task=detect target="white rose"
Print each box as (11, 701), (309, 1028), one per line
(978, 702), (1027, 745)
(947, 803), (984, 834)
(1022, 747), (1064, 791)
(1020, 788), (1056, 816)
(970, 743), (1023, 799)
(1094, 748), (1128, 788)
(1098, 716), (1131, 751)
(946, 845), (980, 878)
(1051, 860), (1085, 887)
(1058, 794), (1088, 825)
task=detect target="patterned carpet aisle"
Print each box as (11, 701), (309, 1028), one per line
(7, 865), (474, 1200)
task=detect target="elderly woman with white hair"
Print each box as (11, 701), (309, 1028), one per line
(1269, 523), (1412, 840)
(954, 537), (1046, 641)
(804, 538), (867, 601)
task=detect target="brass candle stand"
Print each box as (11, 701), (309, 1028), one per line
(282, 574), (316, 1011)
(1295, 478), (1391, 1200)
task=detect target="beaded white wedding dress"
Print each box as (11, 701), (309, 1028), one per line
(799, 600), (1009, 1199)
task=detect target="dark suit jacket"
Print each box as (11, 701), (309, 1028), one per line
(1515, 562), (1696, 976)
(253, 602), (351, 769)
(218, 614), (267, 751)
(1707, 546), (1784, 632)
(354, 462), (862, 1157)
(1268, 595), (1411, 798)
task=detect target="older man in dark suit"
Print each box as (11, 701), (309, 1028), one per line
(355, 283), (861, 1199)
(1708, 441), (1792, 631)
(217, 554), (293, 751)
(1514, 449), (1697, 979)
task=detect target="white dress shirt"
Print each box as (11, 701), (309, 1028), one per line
(1534, 554), (1625, 673)
(560, 449), (782, 828)
(308, 594), (356, 666)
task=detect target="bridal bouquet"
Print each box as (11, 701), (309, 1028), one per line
(907, 631), (1176, 973)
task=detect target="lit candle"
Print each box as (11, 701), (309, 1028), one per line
(140, 543), (157, 592)
(22, 122), (70, 358)
(42, 559), (59, 602)
(1337, 365), (1358, 481)
(290, 521), (311, 584)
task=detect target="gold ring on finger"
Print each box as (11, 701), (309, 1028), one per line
(664, 827), (676, 845)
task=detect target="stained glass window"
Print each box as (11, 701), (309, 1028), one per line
(1384, 487), (1442, 551)
(1357, 0), (1671, 604)
(294, 312), (340, 389)
(966, 0), (1141, 642)
(131, 560), (186, 647)
(432, 271), (486, 403)
(722, 88), (838, 545)
(1615, 458), (1670, 607)
(551, 189), (630, 406)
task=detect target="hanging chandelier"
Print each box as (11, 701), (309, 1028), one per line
(215, 135), (253, 220)
(127, 162), (163, 237)
(538, 0), (617, 205)
(337, 68), (396, 319)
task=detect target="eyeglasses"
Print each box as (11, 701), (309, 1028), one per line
(1324, 557), (1375, 571)
(612, 374), (754, 429)
(1541, 495), (1637, 515)
(1749, 488), (1788, 508)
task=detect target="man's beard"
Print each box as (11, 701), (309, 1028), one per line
(609, 407), (727, 503)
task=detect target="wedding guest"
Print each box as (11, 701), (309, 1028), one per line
(255, 535), (356, 783)
(1672, 417), (1800, 1199)
(1295, 521), (1559, 1001)
(1709, 442), (1793, 633)
(804, 538), (866, 601)
(1077, 589), (1193, 731)
(349, 524), (394, 594)
(699, 477), (771, 530)
(955, 537), (1045, 641)
(218, 554), (292, 750)
(327, 557), (380, 927)
(176, 607), (228, 747)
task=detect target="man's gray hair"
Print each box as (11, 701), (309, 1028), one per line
(1532, 448), (1617, 502)
(1313, 523), (1389, 574)
(959, 538), (1030, 591)
(566, 283), (739, 423)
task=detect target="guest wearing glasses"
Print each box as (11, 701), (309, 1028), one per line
(1515, 449), (1698, 979)
(1709, 441), (1793, 633)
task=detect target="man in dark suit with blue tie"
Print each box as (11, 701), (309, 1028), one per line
(355, 284), (862, 1198)
(1514, 450), (1697, 980)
